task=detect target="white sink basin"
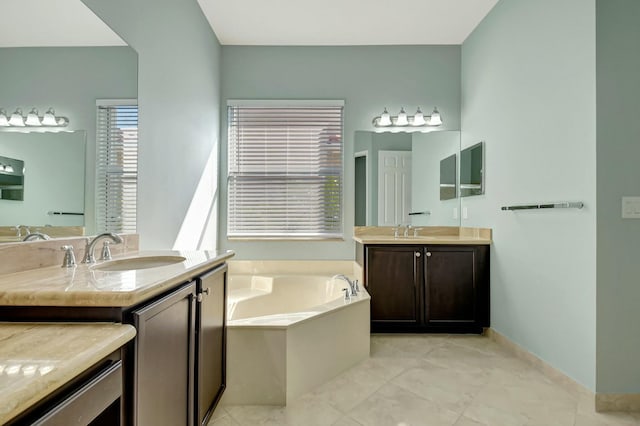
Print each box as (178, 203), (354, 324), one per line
(91, 256), (186, 272)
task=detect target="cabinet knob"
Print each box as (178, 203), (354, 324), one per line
(203, 287), (210, 296)
(426, 252), (432, 257)
(415, 252), (421, 257)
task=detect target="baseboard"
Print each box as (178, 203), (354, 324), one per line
(595, 393), (640, 412)
(487, 329), (640, 412)
(486, 329), (593, 397)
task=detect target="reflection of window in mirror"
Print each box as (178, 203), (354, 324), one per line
(439, 153), (456, 200)
(460, 141), (484, 197)
(95, 100), (138, 233)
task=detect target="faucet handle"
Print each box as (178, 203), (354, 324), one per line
(60, 245), (77, 268)
(413, 227), (423, 237)
(342, 288), (351, 301)
(100, 241), (112, 261)
(392, 224), (403, 239)
(81, 237), (92, 263)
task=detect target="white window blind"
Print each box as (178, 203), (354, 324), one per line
(96, 101), (138, 234)
(227, 102), (344, 239)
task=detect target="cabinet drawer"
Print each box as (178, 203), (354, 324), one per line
(31, 361), (122, 426)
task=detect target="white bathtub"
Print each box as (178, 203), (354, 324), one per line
(223, 262), (370, 406)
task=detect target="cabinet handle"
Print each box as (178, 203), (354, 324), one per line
(415, 252), (421, 257)
(426, 252), (432, 257)
(203, 287), (210, 296)
(196, 287), (211, 303)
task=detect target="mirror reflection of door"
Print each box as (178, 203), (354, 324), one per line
(378, 151), (411, 226)
(355, 153), (368, 226)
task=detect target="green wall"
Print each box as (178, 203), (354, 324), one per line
(596, 0), (640, 394)
(461, 0), (597, 389)
(220, 46), (461, 259)
(82, 0), (222, 250)
(0, 47), (137, 233)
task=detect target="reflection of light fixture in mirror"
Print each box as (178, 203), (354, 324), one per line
(0, 107), (69, 128)
(396, 107), (409, 126)
(26, 108), (42, 126)
(372, 106), (443, 132)
(427, 107), (442, 126)
(0, 164), (15, 173)
(378, 108), (392, 126)
(0, 109), (9, 126)
(8, 108), (25, 126)
(41, 108), (58, 126)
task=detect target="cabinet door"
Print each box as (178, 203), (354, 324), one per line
(196, 265), (227, 426)
(424, 246), (477, 327)
(366, 245), (422, 330)
(132, 282), (196, 426)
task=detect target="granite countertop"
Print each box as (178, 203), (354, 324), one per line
(353, 234), (492, 245)
(0, 322), (136, 425)
(0, 250), (235, 307)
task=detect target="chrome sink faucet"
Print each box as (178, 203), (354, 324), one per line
(82, 233), (123, 264)
(23, 232), (51, 241)
(404, 225), (413, 238)
(14, 225), (30, 238)
(333, 274), (359, 297)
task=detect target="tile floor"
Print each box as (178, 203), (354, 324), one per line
(208, 334), (640, 426)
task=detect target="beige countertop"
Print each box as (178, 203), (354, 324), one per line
(0, 249), (235, 307)
(353, 235), (492, 245)
(0, 322), (136, 425)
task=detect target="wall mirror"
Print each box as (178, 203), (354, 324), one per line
(0, 131), (86, 226)
(460, 141), (484, 197)
(354, 130), (461, 227)
(0, 2), (138, 241)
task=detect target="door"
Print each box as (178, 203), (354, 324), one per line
(366, 245), (422, 331)
(424, 246), (477, 328)
(196, 265), (227, 426)
(378, 151), (411, 226)
(132, 282), (196, 426)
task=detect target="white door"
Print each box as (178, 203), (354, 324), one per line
(378, 151), (411, 226)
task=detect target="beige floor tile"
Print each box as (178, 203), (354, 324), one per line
(391, 361), (491, 414)
(332, 416), (364, 426)
(208, 414), (242, 426)
(299, 370), (384, 413)
(453, 416), (488, 426)
(370, 334), (449, 358)
(349, 383), (459, 426)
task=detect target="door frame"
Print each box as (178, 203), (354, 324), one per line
(354, 150), (371, 226)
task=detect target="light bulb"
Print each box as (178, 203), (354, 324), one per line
(5, 165), (13, 173)
(378, 108), (392, 126)
(8, 108), (25, 126)
(427, 107), (442, 126)
(413, 107), (426, 126)
(0, 109), (9, 126)
(25, 108), (41, 126)
(42, 108), (57, 126)
(396, 107), (408, 126)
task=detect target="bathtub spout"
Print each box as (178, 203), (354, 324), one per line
(333, 274), (358, 297)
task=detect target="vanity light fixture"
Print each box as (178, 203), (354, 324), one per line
(0, 107), (69, 128)
(372, 106), (443, 132)
(0, 164), (15, 173)
(0, 109), (9, 126)
(8, 109), (25, 127)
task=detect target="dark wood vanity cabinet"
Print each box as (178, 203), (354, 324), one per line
(363, 244), (489, 333)
(366, 246), (422, 328)
(131, 282), (196, 426)
(195, 265), (227, 426)
(1, 262), (229, 426)
(130, 264), (228, 426)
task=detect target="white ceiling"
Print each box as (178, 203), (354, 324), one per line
(0, 0), (498, 48)
(0, 0), (125, 47)
(198, 0), (500, 45)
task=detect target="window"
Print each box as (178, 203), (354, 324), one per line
(95, 100), (138, 234)
(227, 101), (344, 239)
